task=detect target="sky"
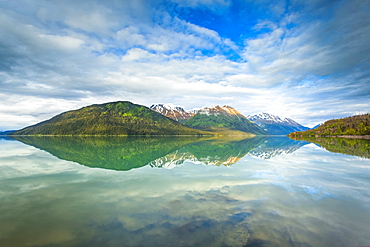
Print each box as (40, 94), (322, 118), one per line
(0, 0), (369, 129)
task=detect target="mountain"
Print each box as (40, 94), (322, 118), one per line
(0, 130), (15, 135)
(288, 114), (370, 137)
(184, 105), (268, 135)
(311, 124), (322, 129)
(10, 101), (211, 136)
(247, 113), (309, 135)
(150, 104), (195, 123)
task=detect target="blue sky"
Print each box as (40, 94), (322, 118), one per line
(0, 0), (369, 129)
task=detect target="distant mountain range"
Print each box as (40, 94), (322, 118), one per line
(311, 124), (322, 129)
(0, 130), (15, 135)
(6, 101), (315, 136)
(151, 104), (308, 135)
(247, 112), (309, 135)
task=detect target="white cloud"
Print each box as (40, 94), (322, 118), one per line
(0, 0), (368, 129)
(38, 34), (85, 50)
(121, 48), (151, 62)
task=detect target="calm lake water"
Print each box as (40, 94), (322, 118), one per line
(0, 136), (369, 247)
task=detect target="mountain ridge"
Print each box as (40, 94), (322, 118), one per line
(150, 104), (195, 123)
(150, 104), (309, 135)
(184, 105), (268, 135)
(8, 101), (317, 136)
(247, 112), (309, 135)
(10, 101), (210, 136)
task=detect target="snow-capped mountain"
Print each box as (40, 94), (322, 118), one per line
(247, 113), (309, 135)
(197, 105), (244, 118)
(185, 105), (268, 135)
(248, 112), (286, 123)
(150, 103), (195, 122)
(188, 108), (200, 114)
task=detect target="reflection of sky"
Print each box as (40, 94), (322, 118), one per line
(0, 140), (369, 246)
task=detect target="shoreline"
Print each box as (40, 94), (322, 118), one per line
(289, 135), (370, 140)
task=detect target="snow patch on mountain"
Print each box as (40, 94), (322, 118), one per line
(247, 113), (305, 127)
(248, 112), (286, 124)
(188, 108), (200, 114)
(150, 104), (195, 121)
(247, 112), (309, 135)
(198, 105), (243, 119)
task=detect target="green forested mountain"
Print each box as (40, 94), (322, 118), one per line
(10, 101), (211, 136)
(288, 114), (370, 137)
(184, 105), (268, 135)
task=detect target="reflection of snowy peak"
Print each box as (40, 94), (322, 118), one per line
(149, 151), (197, 168)
(149, 150), (244, 168)
(248, 138), (308, 159)
(196, 154), (244, 166)
(247, 113), (309, 135)
(248, 147), (300, 159)
(150, 104), (195, 122)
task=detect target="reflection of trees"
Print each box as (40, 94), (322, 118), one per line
(12, 136), (207, 171)
(289, 136), (370, 159)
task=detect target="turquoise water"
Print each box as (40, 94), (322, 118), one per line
(0, 136), (369, 246)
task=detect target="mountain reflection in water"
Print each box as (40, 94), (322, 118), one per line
(2, 136), (370, 247)
(13, 136), (309, 171)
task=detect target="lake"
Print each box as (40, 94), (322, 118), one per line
(0, 136), (369, 247)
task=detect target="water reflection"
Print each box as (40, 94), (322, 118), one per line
(1, 138), (370, 246)
(248, 137), (309, 159)
(289, 136), (370, 158)
(12, 136), (212, 171)
(149, 136), (267, 167)
(12, 136), (310, 170)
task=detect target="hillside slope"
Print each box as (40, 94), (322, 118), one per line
(184, 105), (267, 135)
(10, 101), (210, 136)
(288, 114), (370, 137)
